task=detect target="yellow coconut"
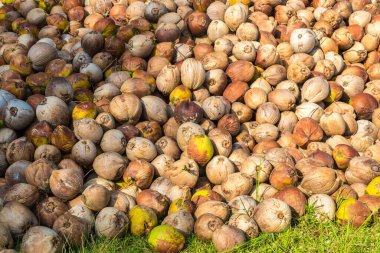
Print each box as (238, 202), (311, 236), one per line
(336, 199), (371, 227)
(366, 176), (380, 197)
(187, 134), (214, 167)
(72, 102), (97, 120)
(168, 198), (195, 215)
(129, 205), (158, 236)
(169, 85), (192, 106)
(67, 73), (91, 91)
(191, 189), (223, 206)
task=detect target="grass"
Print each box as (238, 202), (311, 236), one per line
(73, 207), (380, 253)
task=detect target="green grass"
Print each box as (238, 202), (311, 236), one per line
(74, 208), (380, 253)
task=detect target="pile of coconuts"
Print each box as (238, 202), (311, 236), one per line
(3, 0), (380, 252)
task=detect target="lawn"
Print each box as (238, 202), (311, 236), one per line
(75, 208), (380, 253)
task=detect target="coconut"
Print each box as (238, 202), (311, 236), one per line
(155, 136), (181, 160)
(50, 125), (77, 153)
(36, 97), (70, 127)
(25, 158), (57, 191)
(49, 169), (83, 200)
(93, 152), (128, 181)
(67, 205), (95, 229)
(212, 225), (246, 252)
(95, 207), (129, 239)
(206, 156), (235, 185)
(194, 213), (223, 241)
(73, 118), (103, 144)
(34, 145), (61, 164)
(336, 199), (371, 227)
(82, 184), (110, 211)
(232, 190), (266, 215)
(3, 99), (34, 130)
(27, 42), (58, 71)
(21, 226), (62, 253)
(298, 167), (341, 195)
(126, 137), (157, 162)
(253, 198), (291, 233)
(123, 160), (154, 189)
(45, 77), (74, 103)
(269, 164), (298, 190)
(167, 158), (199, 188)
(52, 213), (90, 247)
(162, 211), (195, 236)
(365, 176), (380, 197)
(194, 200), (230, 222)
(108, 190), (133, 213)
(4, 160), (29, 185)
(186, 134), (214, 166)
(273, 187), (307, 218)
(208, 128), (232, 156)
(151, 154), (175, 177)
(136, 189), (170, 218)
(0, 128), (17, 147)
(308, 194), (336, 221)
(0, 90), (16, 112)
(0, 223), (13, 250)
(100, 129), (127, 154)
(6, 137), (35, 164)
(4, 183), (39, 207)
(148, 225), (185, 253)
(191, 189), (223, 207)
(129, 205), (158, 236)
(228, 212), (259, 239)
(168, 198), (195, 215)
(26, 121), (54, 146)
(71, 140), (97, 166)
(36, 197), (69, 228)
(241, 156), (272, 183)
(221, 173), (253, 201)
(0, 201), (38, 237)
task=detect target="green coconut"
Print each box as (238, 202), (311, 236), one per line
(148, 225), (185, 253)
(129, 205), (158, 236)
